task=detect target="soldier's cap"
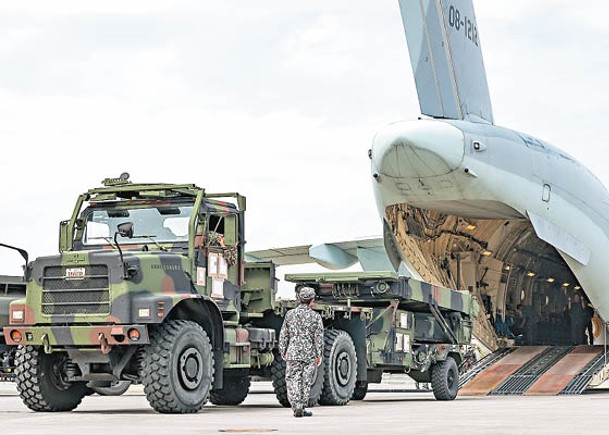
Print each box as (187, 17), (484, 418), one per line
(298, 286), (316, 302)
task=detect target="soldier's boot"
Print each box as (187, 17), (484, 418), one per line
(293, 408), (303, 418)
(302, 409), (313, 417)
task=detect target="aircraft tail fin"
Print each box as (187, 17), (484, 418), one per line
(398, 0), (494, 124)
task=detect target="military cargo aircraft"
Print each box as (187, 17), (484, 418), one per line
(369, 0), (607, 350)
(250, 0), (607, 354)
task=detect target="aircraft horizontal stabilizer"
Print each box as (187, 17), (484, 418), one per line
(398, 0), (494, 123)
(246, 237), (410, 274)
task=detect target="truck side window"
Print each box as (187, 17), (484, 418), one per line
(207, 214), (237, 245)
(209, 215), (225, 235)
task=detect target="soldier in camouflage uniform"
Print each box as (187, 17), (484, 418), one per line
(278, 286), (323, 418)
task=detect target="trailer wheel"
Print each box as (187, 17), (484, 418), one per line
(431, 357), (459, 401)
(89, 381), (132, 396)
(270, 353), (322, 408)
(14, 345), (88, 412)
(210, 373), (251, 405)
(141, 320), (214, 413)
(351, 381), (368, 400)
(319, 329), (357, 406)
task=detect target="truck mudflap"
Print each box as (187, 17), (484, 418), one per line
(4, 324), (149, 351)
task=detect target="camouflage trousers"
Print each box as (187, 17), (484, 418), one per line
(285, 360), (317, 410)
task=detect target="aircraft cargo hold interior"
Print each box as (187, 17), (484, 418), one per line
(385, 204), (609, 393)
(385, 204), (603, 352)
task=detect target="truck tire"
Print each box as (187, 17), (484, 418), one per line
(210, 374), (250, 405)
(141, 320), (214, 413)
(90, 381), (131, 396)
(319, 329), (357, 406)
(270, 353), (322, 408)
(14, 345), (88, 412)
(351, 381), (368, 400)
(309, 362), (324, 406)
(270, 355), (290, 407)
(431, 357), (459, 400)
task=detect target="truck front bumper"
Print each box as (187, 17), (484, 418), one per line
(4, 324), (149, 351)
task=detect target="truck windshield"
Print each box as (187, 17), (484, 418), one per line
(82, 204), (194, 245)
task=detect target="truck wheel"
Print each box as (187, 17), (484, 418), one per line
(351, 381), (368, 400)
(319, 329), (357, 406)
(308, 362), (324, 406)
(431, 357), (459, 401)
(141, 320), (214, 413)
(90, 381), (131, 396)
(270, 353), (322, 408)
(270, 355), (290, 407)
(210, 373), (251, 405)
(14, 345), (88, 412)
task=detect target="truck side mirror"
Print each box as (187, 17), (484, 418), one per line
(0, 243), (29, 266)
(117, 222), (134, 239)
(237, 195), (246, 212)
(59, 220), (70, 252)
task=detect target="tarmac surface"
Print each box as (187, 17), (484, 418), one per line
(1, 377), (608, 435)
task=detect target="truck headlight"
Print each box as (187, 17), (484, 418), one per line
(10, 330), (23, 343)
(11, 309), (24, 322)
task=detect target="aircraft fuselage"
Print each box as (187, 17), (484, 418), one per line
(371, 119), (608, 347)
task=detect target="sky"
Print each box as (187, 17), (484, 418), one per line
(0, 1), (608, 298)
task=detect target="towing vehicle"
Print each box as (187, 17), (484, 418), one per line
(4, 175), (476, 412)
(4, 174), (277, 413)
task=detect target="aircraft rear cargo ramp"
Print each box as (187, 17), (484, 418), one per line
(459, 346), (609, 396)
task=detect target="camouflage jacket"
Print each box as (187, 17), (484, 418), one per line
(279, 304), (324, 362)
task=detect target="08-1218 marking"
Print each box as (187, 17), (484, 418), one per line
(447, 5), (479, 47)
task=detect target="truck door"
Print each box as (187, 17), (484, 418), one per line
(202, 213), (240, 302)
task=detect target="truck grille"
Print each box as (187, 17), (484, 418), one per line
(41, 265), (110, 315)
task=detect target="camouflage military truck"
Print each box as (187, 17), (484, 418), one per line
(3, 175), (372, 413)
(3, 175), (276, 413)
(0, 275), (26, 381)
(284, 271), (478, 401)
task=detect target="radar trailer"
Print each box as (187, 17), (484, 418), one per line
(285, 272), (478, 400)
